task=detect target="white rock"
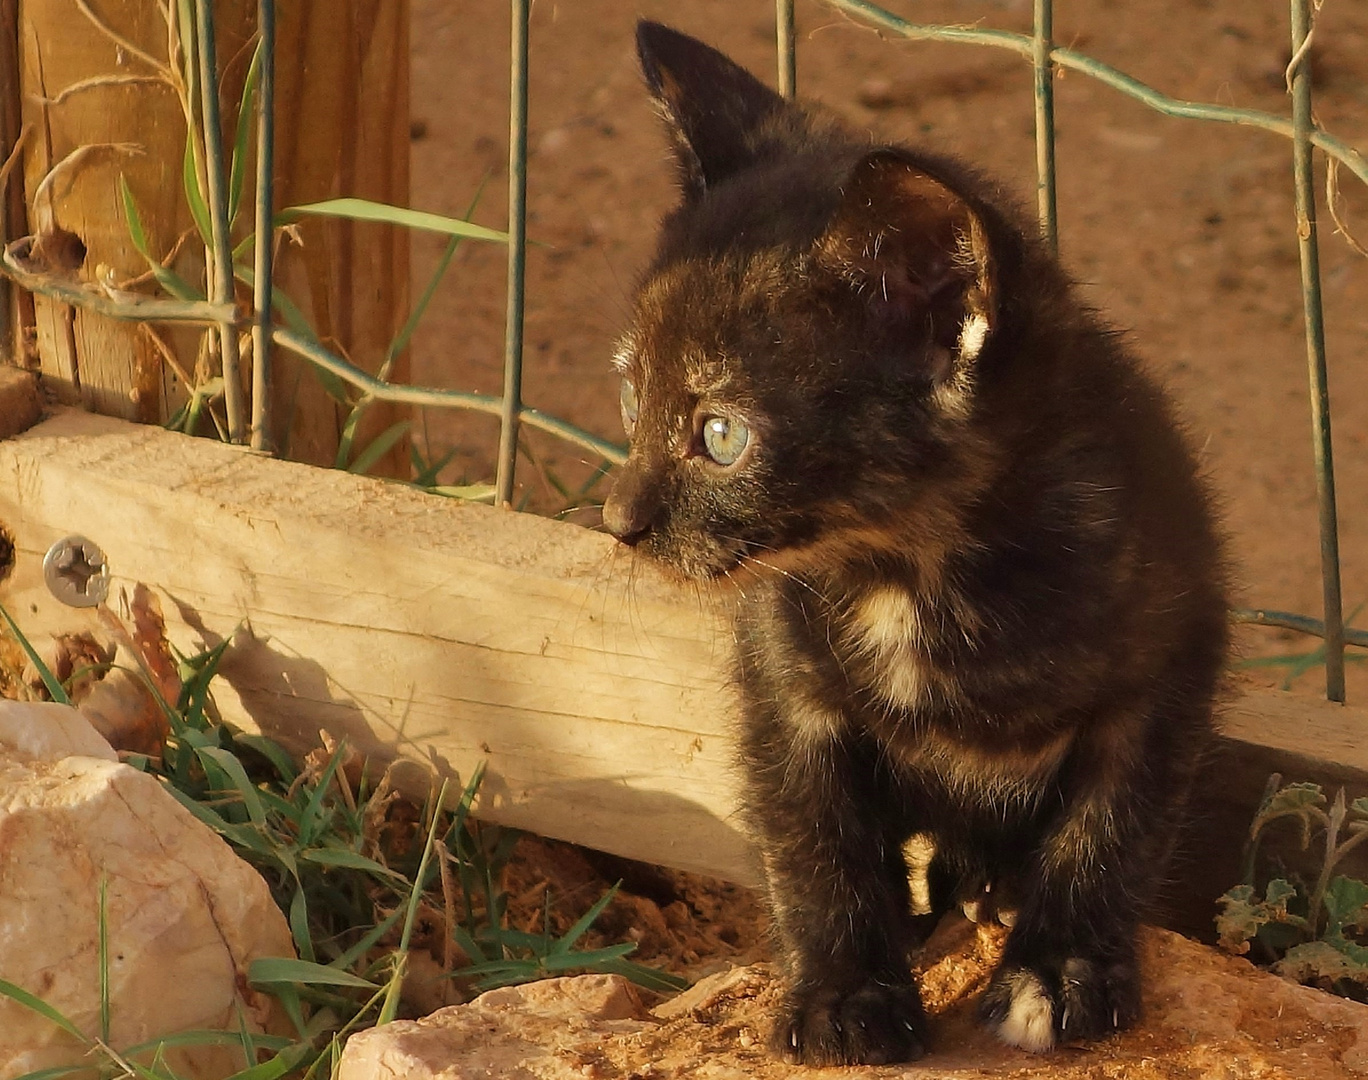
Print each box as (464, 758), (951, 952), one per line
(0, 702), (296, 1079)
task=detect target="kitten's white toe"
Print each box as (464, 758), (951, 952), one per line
(993, 970), (1056, 1052)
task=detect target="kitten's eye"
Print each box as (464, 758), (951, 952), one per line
(620, 378), (639, 435)
(702, 415), (749, 466)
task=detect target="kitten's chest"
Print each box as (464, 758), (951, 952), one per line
(740, 579), (1072, 806)
(740, 576), (969, 724)
(836, 581), (968, 714)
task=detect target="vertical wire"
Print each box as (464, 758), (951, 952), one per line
(776, 0), (796, 100)
(496, 0), (529, 507)
(194, 0), (245, 443)
(1032, 0), (1058, 252)
(1289, 0), (1345, 701)
(250, 0), (275, 453)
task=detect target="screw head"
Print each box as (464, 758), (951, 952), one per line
(43, 535), (110, 608)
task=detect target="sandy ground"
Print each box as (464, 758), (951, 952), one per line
(406, 0), (1368, 698)
(343, 919), (1368, 1079)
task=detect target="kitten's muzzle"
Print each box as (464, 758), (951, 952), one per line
(602, 465), (660, 547)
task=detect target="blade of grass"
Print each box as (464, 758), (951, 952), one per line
(284, 198), (509, 244)
(300, 848), (406, 880)
(218, 1042), (312, 1080)
(267, 983), (307, 1042)
(248, 957), (379, 991)
(228, 37), (264, 225)
(289, 885), (314, 963)
(381, 175), (491, 374)
(232, 263), (349, 404)
(182, 376), (224, 438)
(0, 978), (89, 1042)
(119, 176), (203, 301)
(298, 739), (349, 846)
(595, 956), (690, 992)
(332, 399), (372, 470)
(551, 884), (618, 956)
(379, 779), (449, 1024)
(180, 634), (234, 730)
(0, 602), (69, 704)
(331, 907), (404, 972)
(162, 786), (276, 857)
(98, 875), (110, 1044)
(412, 445), (459, 488)
(183, 133), (213, 247)
(231, 734), (298, 783)
(6, 1067), (97, 1080)
(347, 420), (411, 475)
(576, 461), (612, 499)
(233, 1000), (257, 1075)
(541, 943), (638, 970)
(195, 746), (267, 827)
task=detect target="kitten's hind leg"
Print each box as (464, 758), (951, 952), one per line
(745, 718), (928, 1066)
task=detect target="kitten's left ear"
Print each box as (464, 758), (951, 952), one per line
(817, 150), (996, 410)
(637, 21), (787, 200)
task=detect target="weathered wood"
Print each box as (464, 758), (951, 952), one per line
(266, 1), (411, 472)
(2, 409), (1366, 914)
(0, 408), (751, 882)
(13, 2), (409, 471)
(0, 0), (27, 368)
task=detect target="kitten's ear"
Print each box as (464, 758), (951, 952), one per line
(817, 150), (996, 407)
(637, 21), (787, 200)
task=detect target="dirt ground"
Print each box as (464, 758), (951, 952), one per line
(347, 920), (1368, 1079)
(407, 0), (1368, 698)
(501, 835), (771, 978)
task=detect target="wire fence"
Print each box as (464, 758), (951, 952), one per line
(1, 0), (1365, 701)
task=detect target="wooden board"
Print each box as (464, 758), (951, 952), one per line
(0, 408), (753, 883)
(2, 408), (1366, 913)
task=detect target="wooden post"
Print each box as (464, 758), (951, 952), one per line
(0, 0), (28, 368)
(12, 1), (409, 471)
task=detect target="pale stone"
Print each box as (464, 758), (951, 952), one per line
(0, 700), (118, 762)
(337, 924), (1368, 1080)
(0, 702), (296, 1079)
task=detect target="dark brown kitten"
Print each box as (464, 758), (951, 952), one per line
(604, 22), (1228, 1067)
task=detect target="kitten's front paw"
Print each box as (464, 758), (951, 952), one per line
(774, 980), (927, 1066)
(979, 956), (1139, 1051)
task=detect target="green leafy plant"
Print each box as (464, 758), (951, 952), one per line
(1216, 774), (1368, 1000)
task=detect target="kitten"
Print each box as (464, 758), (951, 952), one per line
(604, 22), (1228, 1067)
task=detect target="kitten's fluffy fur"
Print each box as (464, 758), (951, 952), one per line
(604, 22), (1228, 1067)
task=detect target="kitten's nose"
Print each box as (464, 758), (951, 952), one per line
(602, 467), (659, 546)
(602, 493), (652, 546)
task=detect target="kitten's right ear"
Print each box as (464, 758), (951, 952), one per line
(817, 150), (997, 413)
(637, 21), (787, 200)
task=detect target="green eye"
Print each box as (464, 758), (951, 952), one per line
(702, 415), (749, 466)
(620, 379), (639, 434)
